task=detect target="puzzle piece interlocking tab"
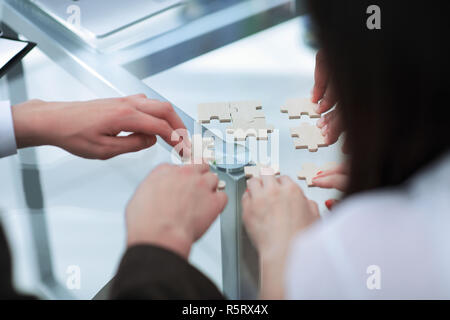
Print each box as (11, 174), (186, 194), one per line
(198, 102), (231, 123)
(297, 162), (337, 186)
(244, 163), (280, 179)
(281, 98), (320, 119)
(290, 123), (327, 152)
(198, 100), (273, 141)
(182, 134), (215, 164)
(227, 117), (274, 141)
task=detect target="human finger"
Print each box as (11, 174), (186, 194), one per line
(312, 50), (329, 104)
(312, 173), (348, 191)
(247, 177), (263, 197)
(136, 99), (186, 132)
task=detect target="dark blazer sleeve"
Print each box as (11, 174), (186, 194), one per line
(110, 244), (225, 300)
(0, 225), (36, 300)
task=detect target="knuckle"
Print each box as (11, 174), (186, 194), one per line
(135, 93), (147, 99)
(119, 96), (132, 105)
(161, 101), (174, 114)
(162, 119), (172, 131)
(116, 104), (135, 117)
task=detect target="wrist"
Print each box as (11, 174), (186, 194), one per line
(258, 239), (291, 263)
(127, 227), (193, 259)
(12, 99), (53, 148)
(259, 252), (287, 300)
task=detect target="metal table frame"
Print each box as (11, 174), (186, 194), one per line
(1, 0), (297, 299)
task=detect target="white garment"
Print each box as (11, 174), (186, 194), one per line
(0, 38), (28, 70)
(285, 151), (450, 299)
(0, 100), (17, 158)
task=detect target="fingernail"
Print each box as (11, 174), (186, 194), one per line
(316, 171), (323, 176)
(321, 125), (328, 136)
(314, 103), (321, 113)
(171, 131), (181, 142)
(325, 199), (335, 210)
(317, 117), (325, 128)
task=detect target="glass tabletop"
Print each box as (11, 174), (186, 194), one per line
(146, 16), (343, 209)
(0, 6), (342, 299)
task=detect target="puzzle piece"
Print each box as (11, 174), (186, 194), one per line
(297, 162), (338, 186)
(227, 117), (274, 140)
(290, 123), (327, 152)
(212, 173), (226, 191)
(281, 98), (320, 119)
(198, 102), (231, 123)
(229, 101), (265, 122)
(217, 180), (226, 190)
(244, 163), (280, 179)
(182, 134), (215, 164)
(198, 100), (274, 140)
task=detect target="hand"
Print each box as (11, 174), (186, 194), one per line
(242, 175), (319, 299)
(12, 94), (187, 160)
(126, 163), (228, 259)
(312, 50), (343, 146)
(312, 162), (349, 210)
(312, 162), (348, 191)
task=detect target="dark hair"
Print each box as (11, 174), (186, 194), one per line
(307, 0), (450, 195)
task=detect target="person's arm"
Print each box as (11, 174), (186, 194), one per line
(111, 245), (224, 300)
(0, 101), (18, 158)
(0, 225), (36, 299)
(10, 95), (188, 160)
(242, 175), (320, 299)
(110, 163), (228, 300)
(312, 50), (343, 147)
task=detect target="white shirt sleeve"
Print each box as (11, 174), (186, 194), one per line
(0, 100), (18, 158)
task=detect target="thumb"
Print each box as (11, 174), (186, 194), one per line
(108, 133), (157, 156)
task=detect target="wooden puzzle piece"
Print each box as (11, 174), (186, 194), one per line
(227, 117), (274, 141)
(217, 180), (226, 190)
(198, 100), (273, 140)
(297, 162), (338, 186)
(198, 102), (231, 123)
(229, 101), (265, 122)
(182, 134), (215, 164)
(212, 173), (226, 191)
(290, 123), (327, 152)
(281, 98), (320, 119)
(244, 163), (280, 179)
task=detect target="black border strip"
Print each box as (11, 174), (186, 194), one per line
(0, 36), (36, 78)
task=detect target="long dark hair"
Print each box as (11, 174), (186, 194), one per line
(307, 0), (450, 195)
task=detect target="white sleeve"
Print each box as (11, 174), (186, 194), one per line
(0, 100), (18, 158)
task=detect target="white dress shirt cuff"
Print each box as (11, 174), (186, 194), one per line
(0, 100), (17, 158)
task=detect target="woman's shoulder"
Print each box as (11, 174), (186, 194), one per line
(303, 187), (412, 242)
(286, 187), (444, 299)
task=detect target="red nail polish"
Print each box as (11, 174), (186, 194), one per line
(316, 171), (323, 176)
(325, 199), (335, 210)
